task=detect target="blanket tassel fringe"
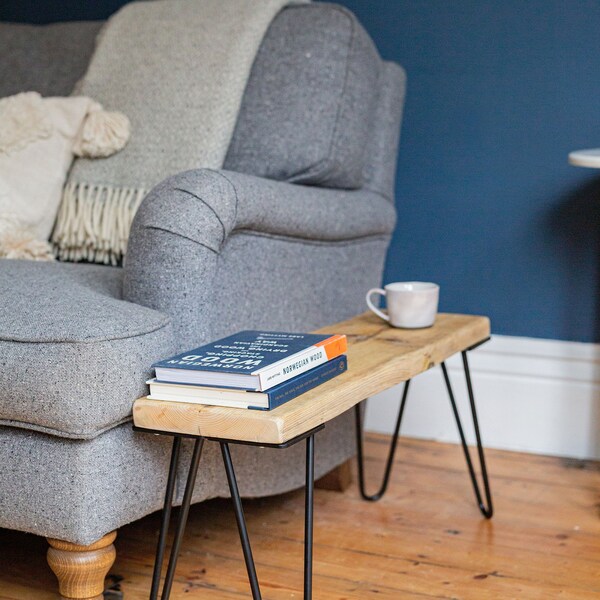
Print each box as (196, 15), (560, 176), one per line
(52, 182), (147, 265)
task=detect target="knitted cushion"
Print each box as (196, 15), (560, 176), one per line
(0, 92), (129, 261)
(224, 3), (381, 189)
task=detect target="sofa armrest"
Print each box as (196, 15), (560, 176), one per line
(129, 168), (395, 246)
(123, 168), (396, 347)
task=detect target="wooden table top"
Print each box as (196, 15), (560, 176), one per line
(133, 312), (490, 445)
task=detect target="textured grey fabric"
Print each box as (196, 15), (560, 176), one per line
(123, 168), (396, 349)
(0, 424), (171, 545)
(0, 21), (102, 97)
(211, 234), (390, 339)
(224, 3), (380, 189)
(0, 261), (174, 438)
(0, 411), (355, 545)
(363, 62), (407, 202)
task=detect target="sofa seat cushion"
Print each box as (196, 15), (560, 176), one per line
(0, 260), (174, 439)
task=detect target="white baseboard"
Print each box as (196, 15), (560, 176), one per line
(363, 334), (600, 460)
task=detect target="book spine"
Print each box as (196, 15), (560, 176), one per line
(249, 355), (348, 410)
(257, 335), (347, 390)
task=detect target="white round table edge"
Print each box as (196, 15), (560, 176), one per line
(569, 148), (600, 169)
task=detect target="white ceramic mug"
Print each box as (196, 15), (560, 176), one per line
(366, 282), (439, 328)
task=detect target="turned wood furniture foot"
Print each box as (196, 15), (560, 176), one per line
(47, 531), (117, 600)
(316, 458), (353, 492)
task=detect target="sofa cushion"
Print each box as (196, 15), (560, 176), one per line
(224, 3), (381, 189)
(0, 260), (174, 439)
(0, 21), (102, 98)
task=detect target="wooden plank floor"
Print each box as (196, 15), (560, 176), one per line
(1, 434), (599, 599)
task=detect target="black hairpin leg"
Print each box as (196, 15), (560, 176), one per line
(150, 437), (204, 600)
(221, 442), (262, 600)
(354, 351), (493, 518)
(220, 435), (317, 600)
(141, 425), (323, 600)
(150, 436), (181, 600)
(304, 434), (315, 600)
(354, 380), (411, 501)
(441, 352), (493, 518)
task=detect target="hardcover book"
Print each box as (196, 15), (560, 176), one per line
(148, 355), (348, 410)
(153, 331), (347, 391)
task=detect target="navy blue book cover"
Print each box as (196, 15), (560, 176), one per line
(153, 331), (334, 374)
(251, 355), (348, 410)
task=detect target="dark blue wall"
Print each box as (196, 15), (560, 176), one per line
(0, 1), (122, 22)
(3, 1), (600, 341)
(338, 0), (600, 343)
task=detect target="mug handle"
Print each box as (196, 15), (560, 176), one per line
(366, 288), (390, 322)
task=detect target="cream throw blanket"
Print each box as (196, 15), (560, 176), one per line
(53, 0), (305, 265)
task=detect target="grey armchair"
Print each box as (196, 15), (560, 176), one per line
(0, 3), (405, 596)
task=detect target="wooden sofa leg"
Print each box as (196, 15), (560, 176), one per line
(316, 458), (353, 492)
(47, 531), (117, 600)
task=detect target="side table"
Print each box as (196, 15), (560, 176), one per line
(133, 312), (492, 600)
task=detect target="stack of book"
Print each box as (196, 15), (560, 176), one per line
(147, 330), (348, 410)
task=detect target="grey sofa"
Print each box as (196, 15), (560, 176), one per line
(0, 2), (405, 594)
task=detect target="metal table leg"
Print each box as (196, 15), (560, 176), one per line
(304, 434), (315, 600)
(220, 435), (317, 600)
(441, 352), (493, 518)
(149, 437), (204, 600)
(221, 442), (262, 600)
(355, 380), (410, 501)
(354, 350), (493, 518)
(146, 427), (321, 599)
(150, 437), (181, 600)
